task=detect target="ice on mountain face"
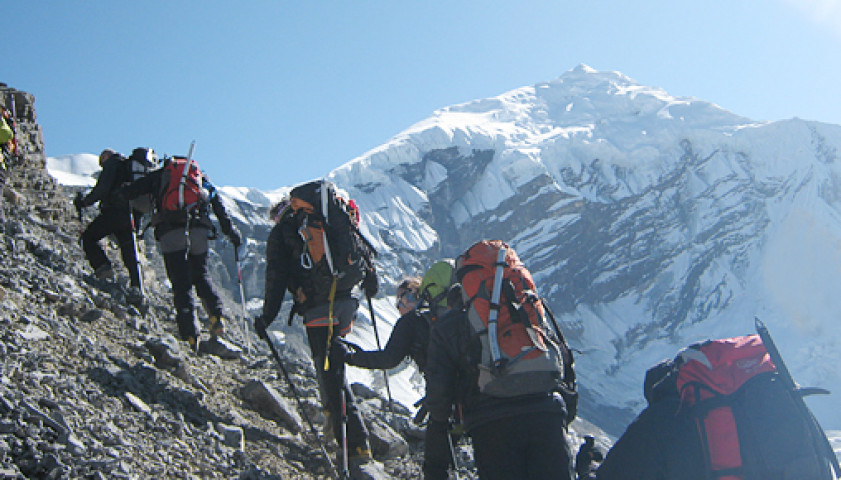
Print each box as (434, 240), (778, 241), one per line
(47, 66), (841, 437)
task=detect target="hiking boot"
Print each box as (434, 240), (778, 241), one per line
(186, 336), (200, 354)
(94, 264), (114, 280)
(198, 336), (242, 360)
(208, 315), (225, 338)
(347, 447), (388, 480)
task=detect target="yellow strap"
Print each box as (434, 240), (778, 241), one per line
(324, 275), (338, 371)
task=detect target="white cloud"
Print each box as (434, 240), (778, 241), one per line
(781, 0), (841, 39)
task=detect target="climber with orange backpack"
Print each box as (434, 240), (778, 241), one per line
(425, 239), (577, 480)
(121, 144), (241, 354)
(255, 179), (382, 479)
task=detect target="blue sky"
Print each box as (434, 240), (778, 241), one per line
(7, 1), (841, 191)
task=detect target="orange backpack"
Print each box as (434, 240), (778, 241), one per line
(456, 240), (575, 401)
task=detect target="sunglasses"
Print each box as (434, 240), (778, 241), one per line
(395, 290), (418, 309)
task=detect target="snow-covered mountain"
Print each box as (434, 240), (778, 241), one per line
(48, 64), (841, 439)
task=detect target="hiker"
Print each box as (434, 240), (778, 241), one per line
(574, 435), (603, 480)
(0, 106), (11, 224)
(73, 149), (145, 305)
(425, 240), (576, 480)
(597, 332), (839, 480)
(341, 276), (426, 370)
(254, 180), (380, 477)
(342, 260), (454, 422)
(121, 154), (241, 352)
(595, 360), (700, 480)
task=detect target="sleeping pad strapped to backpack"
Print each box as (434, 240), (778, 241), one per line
(455, 240), (576, 410)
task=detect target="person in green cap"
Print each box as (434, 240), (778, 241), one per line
(340, 259), (454, 378)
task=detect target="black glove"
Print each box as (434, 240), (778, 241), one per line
(73, 192), (85, 211)
(413, 402), (429, 425)
(362, 268), (378, 298)
(254, 315), (271, 340)
(335, 338), (361, 365)
(229, 226), (242, 249)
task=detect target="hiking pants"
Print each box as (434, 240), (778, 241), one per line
(81, 206), (141, 288)
(305, 325), (370, 455)
(471, 411), (573, 480)
(159, 227), (223, 341)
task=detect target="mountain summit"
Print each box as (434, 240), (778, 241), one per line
(46, 65), (841, 442)
(321, 65), (841, 434)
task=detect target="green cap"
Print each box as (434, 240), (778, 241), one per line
(420, 259), (455, 308)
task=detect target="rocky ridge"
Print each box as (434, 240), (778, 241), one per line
(0, 86), (437, 479)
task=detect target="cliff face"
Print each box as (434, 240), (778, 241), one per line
(0, 86), (431, 479)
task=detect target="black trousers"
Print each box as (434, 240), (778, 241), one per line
(471, 411), (574, 480)
(81, 206), (141, 288)
(306, 326), (369, 455)
(162, 251), (224, 340)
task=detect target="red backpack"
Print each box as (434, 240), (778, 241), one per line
(160, 156), (205, 215)
(674, 334), (837, 479)
(455, 240), (574, 401)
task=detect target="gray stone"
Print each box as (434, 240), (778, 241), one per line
(79, 309), (103, 323)
(216, 423), (245, 451)
(146, 336), (183, 369)
(240, 380), (303, 433)
(124, 392), (151, 415)
(366, 417), (409, 460)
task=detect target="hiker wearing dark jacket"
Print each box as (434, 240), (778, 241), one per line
(425, 307), (575, 480)
(122, 160), (240, 350)
(74, 149), (143, 302)
(343, 276), (430, 372)
(575, 435), (603, 479)
(255, 191), (379, 472)
(595, 360), (703, 480)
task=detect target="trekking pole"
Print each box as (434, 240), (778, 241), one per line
(181, 141), (196, 261)
(263, 335), (340, 479)
(447, 425), (463, 480)
(340, 389), (350, 480)
(128, 209), (145, 297)
(234, 247), (252, 353)
(366, 295), (393, 413)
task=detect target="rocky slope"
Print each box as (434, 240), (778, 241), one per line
(0, 85), (443, 479)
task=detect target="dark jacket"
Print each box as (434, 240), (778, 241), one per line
(347, 309), (431, 371)
(596, 365), (704, 480)
(425, 307), (569, 431)
(261, 211), (356, 326)
(122, 167), (235, 238)
(83, 154), (131, 210)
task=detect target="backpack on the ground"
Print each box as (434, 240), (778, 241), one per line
(287, 180), (375, 303)
(669, 334), (837, 480)
(454, 240), (576, 409)
(125, 147), (157, 214)
(158, 155), (206, 222)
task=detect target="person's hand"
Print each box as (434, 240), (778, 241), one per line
(336, 338), (361, 364)
(73, 192), (85, 211)
(362, 269), (378, 298)
(229, 226), (242, 249)
(254, 315), (270, 340)
(413, 402), (429, 425)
